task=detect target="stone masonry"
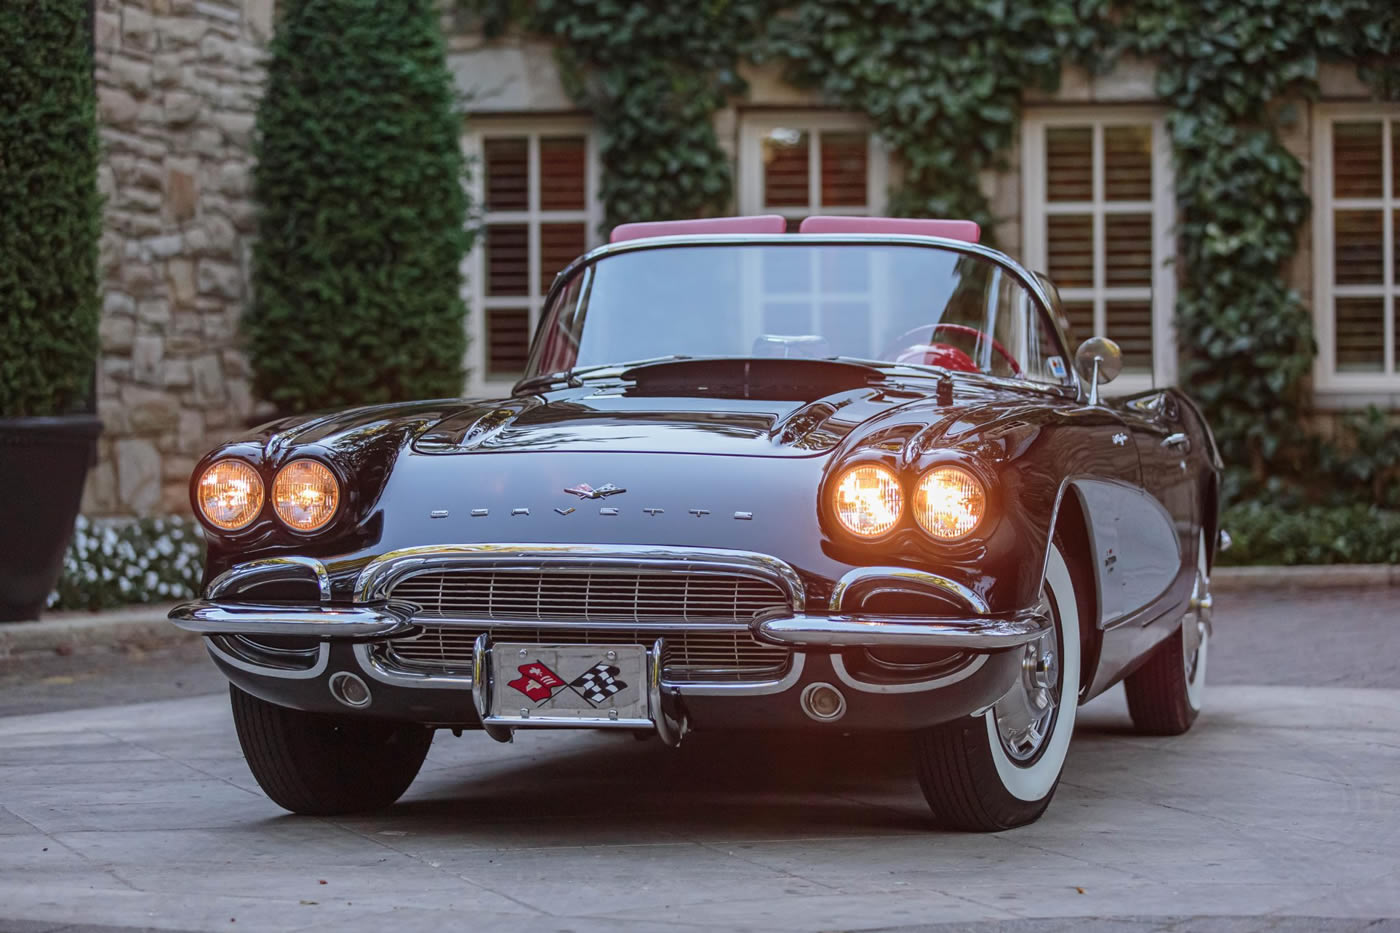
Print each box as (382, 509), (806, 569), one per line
(88, 0), (273, 516)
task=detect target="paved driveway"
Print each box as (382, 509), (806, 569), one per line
(1, 587), (1398, 932)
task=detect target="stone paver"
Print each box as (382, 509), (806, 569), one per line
(0, 681), (1397, 932)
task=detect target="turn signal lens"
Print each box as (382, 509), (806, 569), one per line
(914, 467), (986, 540)
(832, 465), (903, 537)
(272, 460), (340, 532)
(196, 460), (264, 531)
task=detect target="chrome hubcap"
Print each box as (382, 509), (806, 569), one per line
(994, 593), (1060, 762)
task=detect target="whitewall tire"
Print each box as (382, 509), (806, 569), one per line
(913, 540), (1082, 831)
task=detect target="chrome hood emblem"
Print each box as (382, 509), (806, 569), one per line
(564, 482), (626, 500)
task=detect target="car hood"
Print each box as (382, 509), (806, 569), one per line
(409, 384), (925, 458)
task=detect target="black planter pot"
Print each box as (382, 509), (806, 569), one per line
(0, 414), (101, 622)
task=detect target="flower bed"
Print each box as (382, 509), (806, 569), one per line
(48, 515), (205, 611)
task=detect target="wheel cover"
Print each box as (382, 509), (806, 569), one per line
(993, 591), (1060, 762)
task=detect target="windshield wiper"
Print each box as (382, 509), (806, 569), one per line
(512, 355), (694, 395)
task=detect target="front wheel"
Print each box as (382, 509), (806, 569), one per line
(913, 541), (1082, 831)
(230, 686), (433, 815)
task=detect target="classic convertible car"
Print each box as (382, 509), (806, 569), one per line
(172, 215), (1220, 831)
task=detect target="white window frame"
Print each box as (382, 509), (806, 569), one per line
(463, 118), (603, 397)
(1022, 108), (1177, 397)
(1312, 103), (1400, 408)
(737, 112), (889, 220)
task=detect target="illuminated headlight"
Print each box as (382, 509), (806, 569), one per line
(272, 460), (340, 532)
(914, 466), (986, 540)
(196, 460), (264, 531)
(832, 464), (903, 537)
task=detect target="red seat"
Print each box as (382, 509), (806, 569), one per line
(610, 214), (787, 243)
(797, 216), (980, 243)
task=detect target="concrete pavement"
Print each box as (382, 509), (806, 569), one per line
(1, 683), (1398, 931)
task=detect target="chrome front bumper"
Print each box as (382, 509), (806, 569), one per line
(169, 600), (418, 639)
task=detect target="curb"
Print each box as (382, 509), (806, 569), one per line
(0, 604), (193, 665)
(1214, 563), (1400, 590)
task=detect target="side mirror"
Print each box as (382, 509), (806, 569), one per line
(1075, 337), (1123, 405)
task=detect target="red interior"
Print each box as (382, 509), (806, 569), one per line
(609, 214), (788, 243)
(797, 216), (981, 242)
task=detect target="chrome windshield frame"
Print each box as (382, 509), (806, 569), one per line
(523, 232), (1083, 400)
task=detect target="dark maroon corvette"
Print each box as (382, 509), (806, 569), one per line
(173, 215), (1221, 830)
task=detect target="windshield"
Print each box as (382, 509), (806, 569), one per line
(526, 242), (1071, 386)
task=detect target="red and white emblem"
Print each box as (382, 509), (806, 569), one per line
(507, 661), (565, 703)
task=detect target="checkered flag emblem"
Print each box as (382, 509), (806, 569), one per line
(569, 662), (628, 707)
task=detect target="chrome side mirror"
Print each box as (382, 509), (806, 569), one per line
(1075, 337), (1123, 406)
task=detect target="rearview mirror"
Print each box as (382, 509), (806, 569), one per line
(1075, 337), (1123, 405)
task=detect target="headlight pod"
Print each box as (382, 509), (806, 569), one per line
(196, 460), (264, 531)
(832, 464), (904, 537)
(272, 460), (340, 533)
(914, 466), (986, 540)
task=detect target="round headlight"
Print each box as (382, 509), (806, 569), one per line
(272, 460), (340, 532)
(832, 464), (903, 537)
(914, 466), (986, 539)
(196, 460), (264, 531)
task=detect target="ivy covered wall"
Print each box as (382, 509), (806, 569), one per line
(459, 0), (1400, 515)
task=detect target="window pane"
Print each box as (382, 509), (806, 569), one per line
(1393, 122), (1399, 198)
(1106, 300), (1153, 372)
(1335, 297), (1384, 372)
(1105, 213), (1153, 286)
(485, 224), (528, 296)
(539, 137), (587, 211)
(820, 132), (868, 207)
(539, 223), (586, 295)
(819, 246), (870, 292)
(487, 307), (531, 377)
(1046, 127), (1091, 201)
(1047, 215), (1093, 287)
(484, 137), (528, 212)
(1335, 210), (1384, 285)
(1104, 126), (1152, 201)
(1061, 300), (1094, 345)
(763, 129), (809, 207)
(1333, 122), (1383, 199)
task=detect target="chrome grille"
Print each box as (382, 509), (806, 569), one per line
(389, 570), (788, 624)
(384, 625), (790, 676)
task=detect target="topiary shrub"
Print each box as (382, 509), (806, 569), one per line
(248, 0), (473, 416)
(0, 0), (101, 418)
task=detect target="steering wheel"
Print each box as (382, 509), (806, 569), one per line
(882, 323), (1022, 376)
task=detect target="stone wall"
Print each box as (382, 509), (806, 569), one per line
(88, 0), (273, 516)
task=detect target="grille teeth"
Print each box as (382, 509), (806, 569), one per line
(389, 570), (787, 624)
(384, 569), (792, 676)
(384, 626), (790, 674)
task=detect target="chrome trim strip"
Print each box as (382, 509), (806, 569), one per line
(207, 556), (332, 603)
(171, 600), (417, 638)
(409, 617), (751, 634)
(829, 652), (987, 695)
(354, 543), (807, 611)
(828, 567), (990, 615)
(754, 610), (1048, 650)
(354, 642), (473, 690)
(205, 636), (330, 681)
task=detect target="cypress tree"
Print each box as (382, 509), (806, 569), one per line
(248, 0), (472, 415)
(0, 0), (101, 418)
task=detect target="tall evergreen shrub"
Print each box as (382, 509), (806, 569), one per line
(0, 0), (101, 418)
(249, 0), (472, 415)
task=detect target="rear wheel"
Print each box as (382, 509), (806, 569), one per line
(1124, 530), (1211, 735)
(913, 541), (1082, 831)
(230, 685), (433, 815)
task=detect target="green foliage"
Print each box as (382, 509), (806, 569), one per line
(0, 0), (101, 418)
(493, 0), (775, 232)
(249, 0), (473, 416)
(1219, 501), (1400, 566)
(49, 516), (205, 611)
(1320, 407), (1400, 509)
(768, 0), (1113, 241)
(469, 0), (1400, 518)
